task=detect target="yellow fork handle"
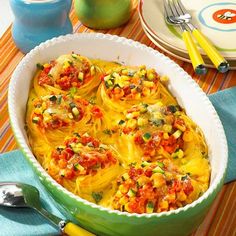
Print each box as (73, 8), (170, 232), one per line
(192, 29), (229, 73)
(182, 30), (207, 75)
(64, 222), (96, 236)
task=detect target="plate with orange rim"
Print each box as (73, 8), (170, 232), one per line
(141, 21), (236, 69)
(139, 0), (236, 64)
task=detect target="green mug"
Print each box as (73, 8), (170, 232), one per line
(74, 0), (132, 29)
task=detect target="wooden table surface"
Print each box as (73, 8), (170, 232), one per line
(0, 1), (236, 235)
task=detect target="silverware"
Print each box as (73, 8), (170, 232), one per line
(164, 0), (207, 75)
(0, 182), (95, 236)
(166, 0), (229, 73)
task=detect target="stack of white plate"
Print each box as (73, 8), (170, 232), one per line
(139, 0), (236, 69)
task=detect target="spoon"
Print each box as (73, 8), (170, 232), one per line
(0, 182), (95, 236)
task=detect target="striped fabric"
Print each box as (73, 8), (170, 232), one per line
(0, 1), (235, 235)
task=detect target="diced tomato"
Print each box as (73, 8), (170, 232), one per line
(183, 181), (194, 195)
(38, 71), (53, 86)
(91, 106), (103, 119)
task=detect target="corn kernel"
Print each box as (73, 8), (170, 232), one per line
(126, 119), (137, 129)
(137, 118), (148, 126)
(163, 124), (172, 133)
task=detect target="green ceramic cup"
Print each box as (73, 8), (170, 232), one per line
(74, 0), (132, 29)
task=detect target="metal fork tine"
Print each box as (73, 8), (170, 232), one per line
(176, 0), (188, 15)
(172, 0), (183, 15)
(163, 0), (172, 18)
(167, 0), (178, 17)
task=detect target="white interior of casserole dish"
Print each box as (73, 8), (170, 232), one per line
(8, 33), (227, 217)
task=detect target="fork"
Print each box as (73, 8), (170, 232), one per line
(164, 0), (207, 75)
(168, 0), (229, 73)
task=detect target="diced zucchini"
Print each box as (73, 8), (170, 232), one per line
(146, 201), (154, 213)
(59, 169), (65, 177)
(127, 188), (136, 197)
(69, 87), (77, 96)
(105, 80), (113, 88)
(121, 173), (129, 181)
(36, 63), (44, 70)
(152, 166), (165, 174)
(32, 116), (39, 124)
(69, 102), (76, 109)
(118, 120), (125, 125)
(104, 75), (111, 81)
(63, 61), (71, 69)
(172, 130), (182, 139)
(72, 107), (80, 116)
(171, 149), (184, 159)
(78, 72), (84, 81)
(157, 161), (164, 168)
(49, 95), (57, 102)
(140, 103), (148, 113)
(147, 72), (155, 81)
(71, 53), (78, 59)
(141, 161), (151, 167)
(142, 132), (152, 142)
(73, 163), (84, 171)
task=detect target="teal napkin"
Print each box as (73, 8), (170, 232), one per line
(208, 86), (236, 183)
(0, 86), (236, 235)
(0, 150), (63, 236)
